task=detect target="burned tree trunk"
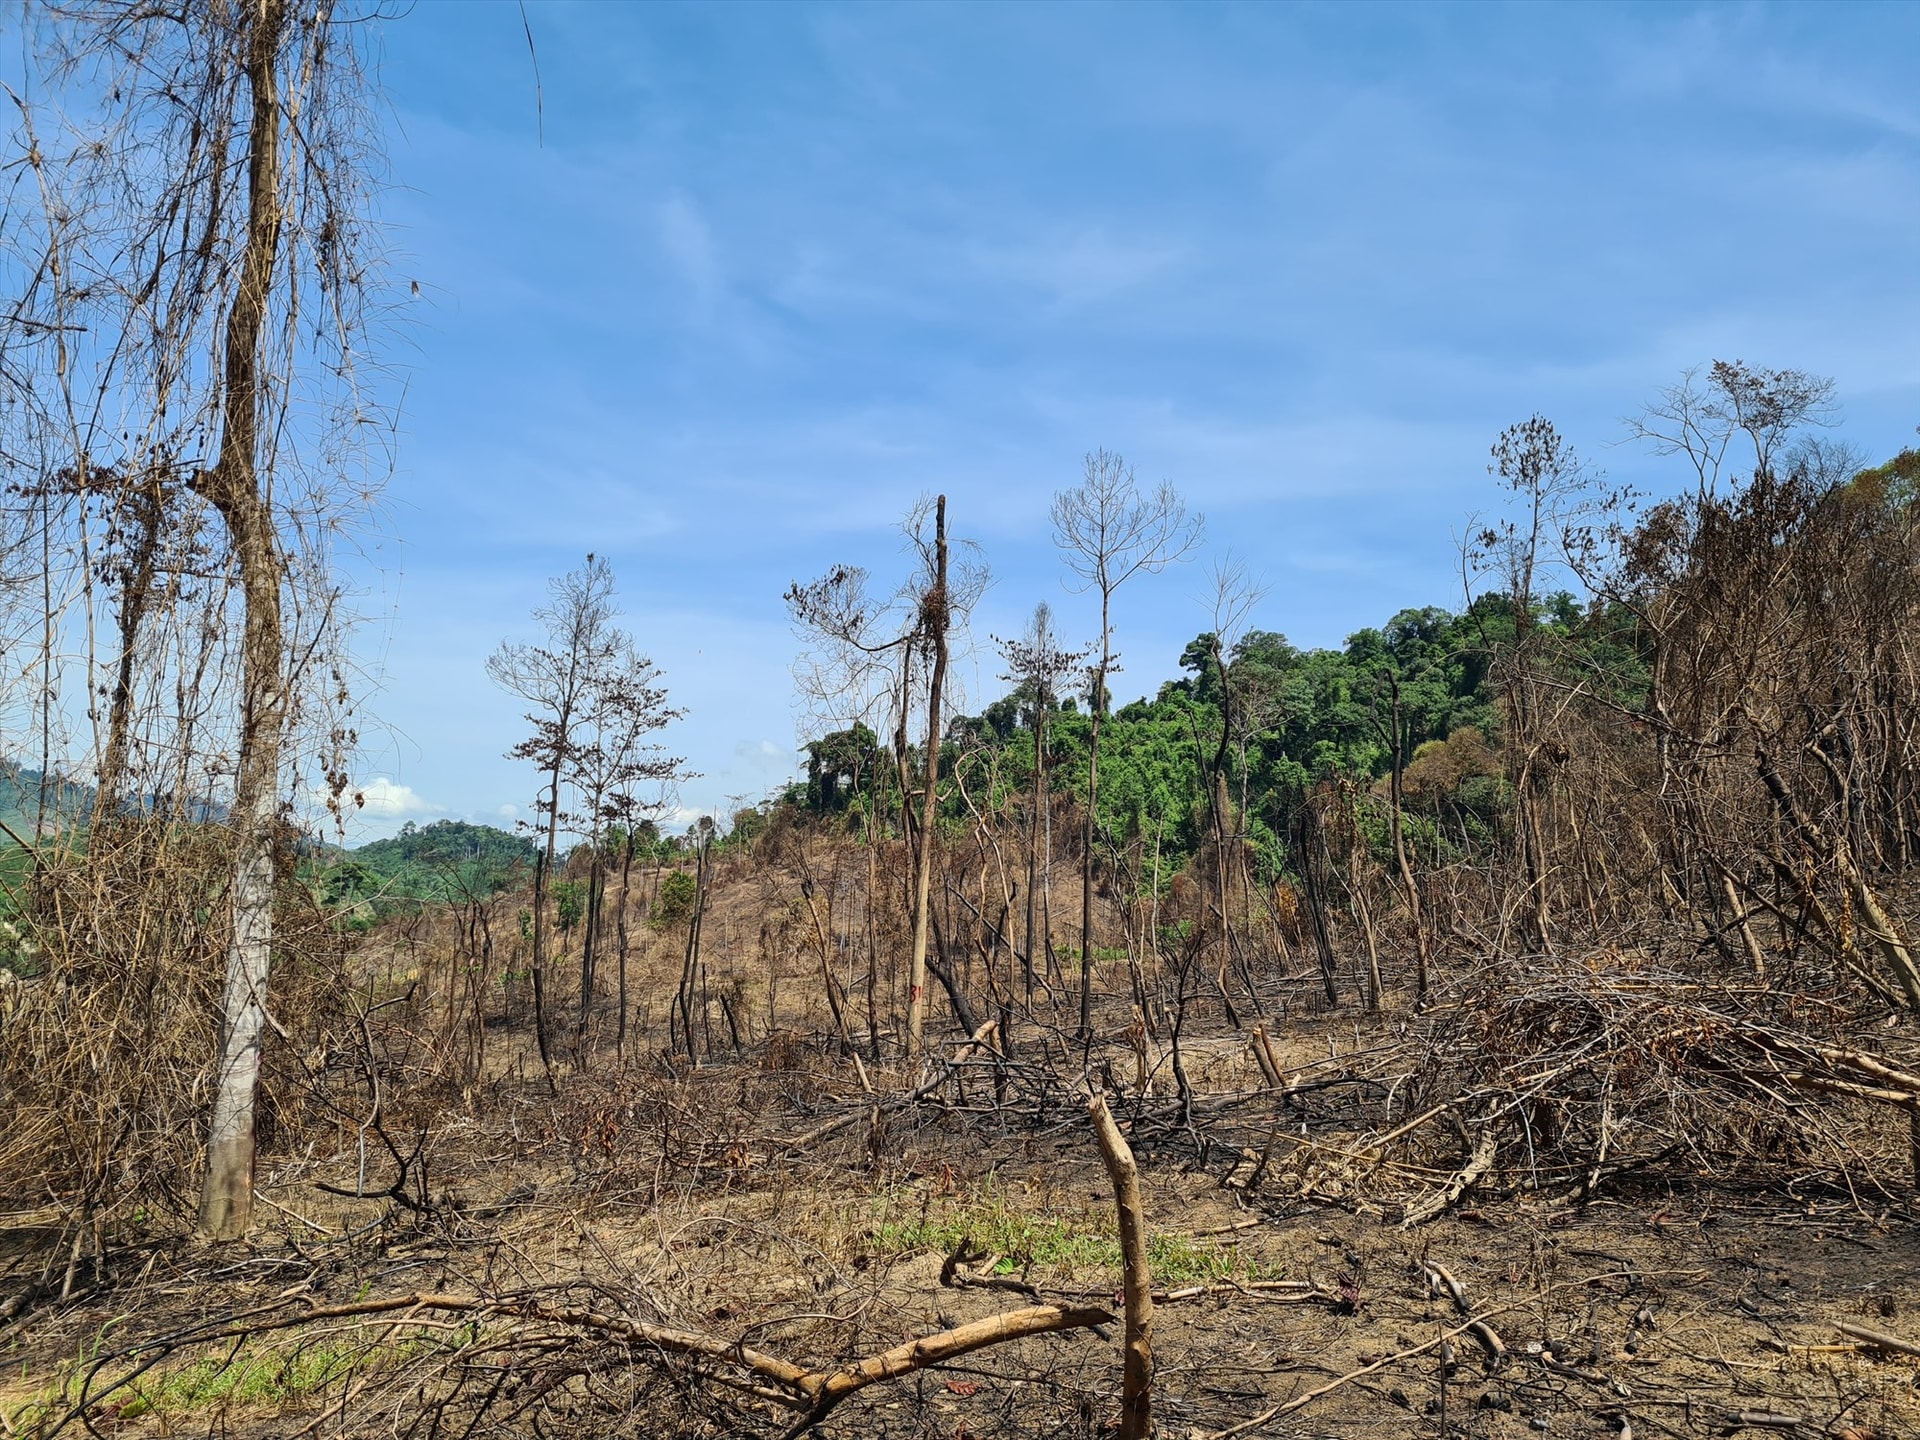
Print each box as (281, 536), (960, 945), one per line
(906, 495), (950, 1063)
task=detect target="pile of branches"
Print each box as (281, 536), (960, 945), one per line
(12, 1279), (1112, 1440)
(1361, 956), (1920, 1222)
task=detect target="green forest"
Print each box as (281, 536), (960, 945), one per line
(795, 599), (1514, 879)
(317, 820), (539, 920)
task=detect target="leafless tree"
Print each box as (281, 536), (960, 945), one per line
(1198, 556), (1269, 1015)
(0, 0), (394, 1239)
(1052, 451), (1201, 1040)
(489, 555), (624, 1074)
(905, 498), (953, 1063)
(566, 642), (685, 1058)
(1468, 415), (1591, 952)
(787, 496), (985, 1064)
(1627, 360), (1838, 501)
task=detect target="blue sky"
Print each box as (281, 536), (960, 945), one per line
(342, 0), (1920, 838)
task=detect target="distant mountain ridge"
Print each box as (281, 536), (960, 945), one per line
(0, 762), (94, 839)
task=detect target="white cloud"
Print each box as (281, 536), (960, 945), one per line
(665, 805), (714, 834)
(352, 777), (442, 820)
(496, 802), (519, 821)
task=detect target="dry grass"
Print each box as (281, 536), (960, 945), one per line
(7, 831), (1920, 1437)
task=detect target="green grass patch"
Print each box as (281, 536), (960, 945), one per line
(867, 1181), (1273, 1285)
(118, 1342), (364, 1415)
(1052, 946), (1128, 970)
(3, 1327), (458, 1429)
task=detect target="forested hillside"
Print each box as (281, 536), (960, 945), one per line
(320, 819), (540, 916)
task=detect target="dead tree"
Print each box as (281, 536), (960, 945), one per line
(787, 496), (985, 1065)
(1468, 415), (1593, 955)
(565, 643), (685, 1058)
(0, 1), (391, 1240)
(1380, 669), (1430, 996)
(906, 497), (952, 1062)
(1053, 451), (1201, 1042)
(1090, 1092), (1154, 1439)
(489, 555), (625, 1073)
(996, 602), (1090, 1004)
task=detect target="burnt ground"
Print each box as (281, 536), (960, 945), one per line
(5, 1038), (1919, 1440)
(7, 894), (1920, 1439)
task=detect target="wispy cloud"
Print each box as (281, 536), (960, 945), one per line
(970, 227), (1185, 311)
(656, 191), (724, 321)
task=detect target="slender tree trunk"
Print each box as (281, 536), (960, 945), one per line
(1201, 635), (1260, 1021)
(865, 836), (882, 1061)
(198, 0), (290, 1241)
(906, 496), (950, 1063)
(1079, 596), (1110, 1043)
(1026, 702), (1045, 1003)
(1350, 828), (1382, 1013)
(1385, 673), (1429, 998)
(675, 842), (710, 1061)
(578, 843), (605, 1058)
(925, 907), (982, 1037)
(93, 478), (164, 828)
(530, 766), (564, 1076)
(891, 639), (915, 1038)
(615, 841), (635, 1061)
(1298, 806), (1341, 1006)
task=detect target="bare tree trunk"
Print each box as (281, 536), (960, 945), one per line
(906, 496), (950, 1064)
(531, 781), (562, 1076)
(1078, 593), (1110, 1043)
(93, 476), (165, 827)
(615, 840), (636, 1061)
(578, 846), (605, 1060)
(1089, 1093), (1153, 1440)
(801, 862), (855, 1054)
(1350, 838), (1383, 1013)
(1298, 804), (1341, 1007)
(674, 842), (710, 1062)
(1027, 699), (1046, 1003)
(865, 838), (882, 1061)
(198, 0), (290, 1241)
(1385, 672), (1429, 998)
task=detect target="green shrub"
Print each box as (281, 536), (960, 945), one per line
(651, 869), (697, 929)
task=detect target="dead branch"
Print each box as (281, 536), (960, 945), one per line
(45, 1286), (1116, 1438)
(784, 1301), (1115, 1436)
(1403, 1113), (1499, 1226)
(1090, 1091), (1153, 1440)
(1834, 1321), (1920, 1359)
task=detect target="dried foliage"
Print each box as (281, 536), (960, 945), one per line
(0, 821), (356, 1286)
